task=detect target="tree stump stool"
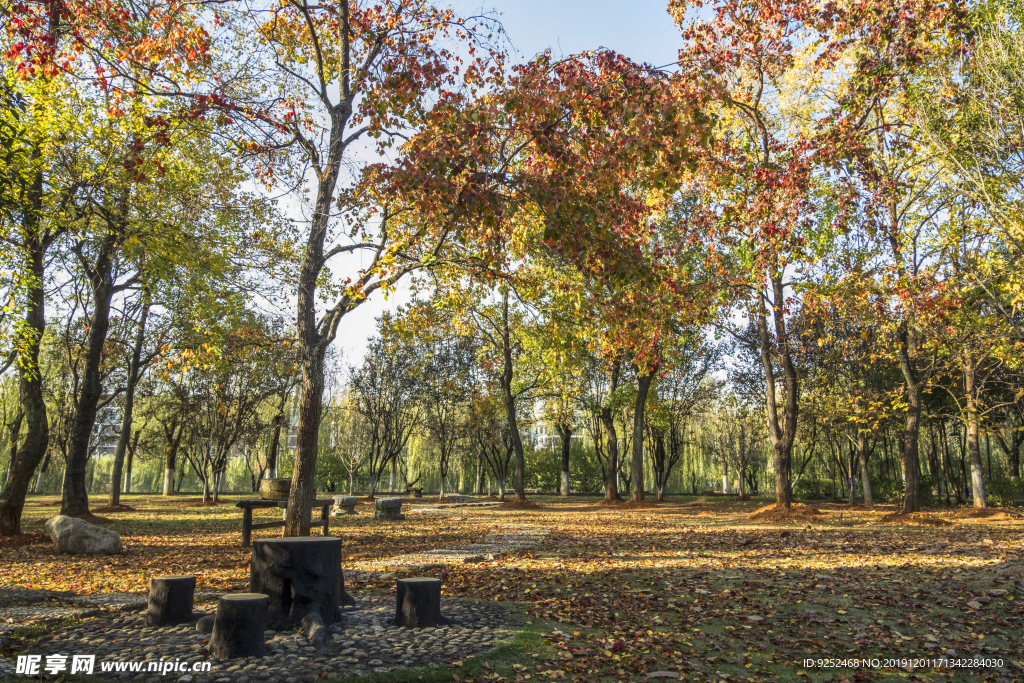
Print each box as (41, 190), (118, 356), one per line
(374, 497), (405, 521)
(332, 495), (358, 515)
(250, 537), (342, 629)
(393, 577), (452, 627)
(259, 478), (291, 501)
(209, 594), (269, 659)
(146, 575), (196, 627)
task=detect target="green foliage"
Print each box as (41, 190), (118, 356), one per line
(793, 478), (833, 500)
(877, 476), (939, 506)
(986, 479), (1024, 507)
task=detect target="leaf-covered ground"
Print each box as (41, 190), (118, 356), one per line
(3, 494), (1023, 683)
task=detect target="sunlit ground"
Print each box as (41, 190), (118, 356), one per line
(3, 493), (1022, 682)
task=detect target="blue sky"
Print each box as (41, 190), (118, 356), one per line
(331, 1), (685, 368)
(472, 0), (682, 67)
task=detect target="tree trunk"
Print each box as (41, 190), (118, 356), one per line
(599, 367), (622, 502)
(109, 305), (149, 507)
(964, 361), (986, 508)
(123, 432), (137, 494)
(285, 340), (327, 536)
(34, 449), (48, 494)
(0, 167), (50, 535)
(756, 280), (797, 509)
(858, 431), (872, 507)
(474, 452), (483, 494)
(61, 228), (122, 518)
(738, 468), (746, 497)
(630, 370), (655, 502)
(896, 323), (923, 514)
(722, 460), (730, 494)
(498, 292), (526, 501)
(556, 423), (571, 496)
(265, 395), (286, 480)
(162, 421), (183, 496)
(497, 477), (506, 502)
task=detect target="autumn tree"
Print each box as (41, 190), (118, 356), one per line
(350, 331), (420, 498)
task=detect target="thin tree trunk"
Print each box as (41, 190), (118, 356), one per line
(265, 391), (288, 480)
(556, 423), (572, 496)
(162, 420), (183, 496)
(964, 360), (987, 508)
(600, 363), (622, 502)
(34, 449), (48, 494)
(109, 304), (149, 507)
(630, 370), (655, 502)
(474, 451), (483, 495)
(124, 428), (140, 493)
(858, 431), (873, 507)
(896, 322), (923, 513)
(497, 291), (526, 502)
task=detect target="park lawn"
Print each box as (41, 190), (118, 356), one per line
(2, 493), (1023, 683)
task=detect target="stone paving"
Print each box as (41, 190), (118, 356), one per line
(3, 592), (520, 682)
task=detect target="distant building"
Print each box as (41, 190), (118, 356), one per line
(91, 404), (121, 456)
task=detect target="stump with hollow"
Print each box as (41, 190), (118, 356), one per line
(209, 593), (269, 659)
(393, 577), (452, 627)
(146, 575), (196, 627)
(250, 537), (342, 629)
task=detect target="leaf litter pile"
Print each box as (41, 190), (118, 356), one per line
(3, 495), (1024, 683)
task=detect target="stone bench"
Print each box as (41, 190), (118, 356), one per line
(406, 487), (423, 498)
(374, 497), (405, 521)
(236, 499), (333, 547)
(332, 495), (359, 515)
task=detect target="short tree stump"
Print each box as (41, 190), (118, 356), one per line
(209, 593), (269, 659)
(375, 497), (405, 521)
(250, 537), (342, 629)
(146, 575), (196, 627)
(393, 577), (452, 627)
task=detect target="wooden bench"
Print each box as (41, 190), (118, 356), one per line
(237, 499), (333, 547)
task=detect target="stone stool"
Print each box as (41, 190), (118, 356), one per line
(374, 497), (405, 521)
(146, 575), (196, 627)
(209, 593), (269, 659)
(332, 495), (359, 515)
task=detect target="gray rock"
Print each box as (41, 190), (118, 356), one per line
(44, 515), (122, 555)
(196, 615), (215, 634)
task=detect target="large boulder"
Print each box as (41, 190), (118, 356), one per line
(45, 515), (123, 554)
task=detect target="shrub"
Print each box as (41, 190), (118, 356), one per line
(877, 475), (938, 506)
(987, 480), (1024, 507)
(793, 478), (832, 500)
